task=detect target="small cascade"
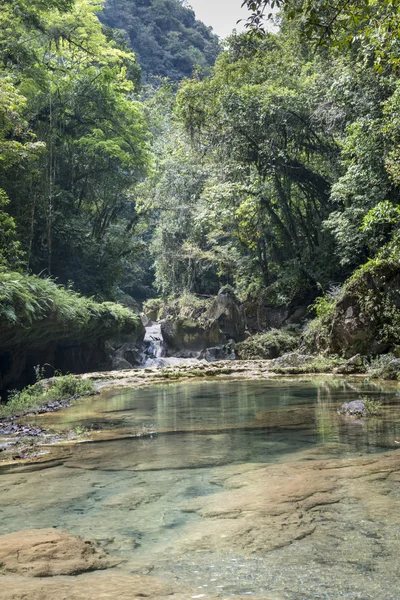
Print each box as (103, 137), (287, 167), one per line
(142, 322), (165, 367)
(141, 322), (201, 368)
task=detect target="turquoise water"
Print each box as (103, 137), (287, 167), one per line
(1, 378), (400, 598)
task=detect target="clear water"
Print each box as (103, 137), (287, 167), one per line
(1, 378), (400, 599)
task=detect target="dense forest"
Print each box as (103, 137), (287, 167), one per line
(99, 0), (220, 80)
(2, 0), (400, 388)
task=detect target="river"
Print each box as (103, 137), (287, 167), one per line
(1, 377), (400, 598)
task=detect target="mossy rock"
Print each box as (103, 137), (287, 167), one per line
(308, 258), (400, 358)
(236, 328), (300, 360)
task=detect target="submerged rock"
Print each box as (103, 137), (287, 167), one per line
(338, 400), (367, 417)
(0, 529), (116, 577)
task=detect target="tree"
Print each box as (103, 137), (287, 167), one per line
(99, 0), (221, 81)
(0, 0), (151, 296)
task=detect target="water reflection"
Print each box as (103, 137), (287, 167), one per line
(30, 378), (400, 456)
(2, 378), (400, 599)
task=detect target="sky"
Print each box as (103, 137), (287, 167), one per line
(188, 0), (248, 38)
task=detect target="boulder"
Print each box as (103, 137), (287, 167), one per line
(334, 354), (367, 374)
(105, 336), (145, 370)
(0, 529), (116, 577)
(243, 299), (309, 334)
(322, 260), (400, 357)
(202, 340), (236, 362)
(269, 352), (316, 369)
(161, 318), (225, 355)
(205, 290), (246, 341)
(338, 400), (367, 417)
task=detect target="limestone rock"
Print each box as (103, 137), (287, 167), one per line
(335, 354), (367, 374)
(161, 318), (224, 354)
(269, 351), (316, 368)
(320, 260), (400, 357)
(205, 290), (246, 342)
(202, 340), (236, 362)
(0, 529), (116, 577)
(338, 400), (367, 417)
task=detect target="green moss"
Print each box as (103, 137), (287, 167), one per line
(304, 257), (400, 354)
(0, 270), (142, 349)
(0, 375), (94, 418)
(236, 328), (300, 360)
(271, 355), (344, 374)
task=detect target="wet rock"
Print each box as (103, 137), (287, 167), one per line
(338, 400), (367, 417)
(202, 340), (236, 362)
(0, 529), (117, 577)
(0, 571), (275, 600)
(105, 338), (144, 370)
(0, 572), (179, 600)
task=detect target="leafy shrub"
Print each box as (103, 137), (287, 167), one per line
(360, 396), (383, 416)
(156, 293), (212, 322)
(0, 270), (141, 349)
(236, 328), (300, 360)
(367, 353), (400, 380)
(0, 375), (94, 418)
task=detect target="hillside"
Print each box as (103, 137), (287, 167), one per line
(100, 0), (220, 80)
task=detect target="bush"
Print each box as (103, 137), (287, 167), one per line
(360, 396), (383, 416)
(0, 374), (94, 418)
(367, 353), (400, 380)
(236, 328), (300, 360)
(0, 270), (142, 349)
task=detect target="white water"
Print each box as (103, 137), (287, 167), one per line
(142, 322), (200, 368)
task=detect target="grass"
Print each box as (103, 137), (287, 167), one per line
(0, 375), (94, 418)
(0, 269), (142, 349)
(270, 355), (345, 374)
(360, 396), (383, 416)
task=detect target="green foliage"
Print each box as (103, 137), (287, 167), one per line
(0, 374), (94, 418)
(175, 29), (343, 299)
(367, 354), (400, 380)
(360, 396), (383, 417)
(0, 270), (142, 348)
(243, 0), (400, 72)
(314, 295), (336, 320)
(236, 328), (300, 360)
(156, 293), (212, 322)
(0, 190), (24, 269)
(100, 0), (220, 81)
(0, 0), (151, 297)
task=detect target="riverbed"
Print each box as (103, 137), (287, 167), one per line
(1, 377), (400, 599)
